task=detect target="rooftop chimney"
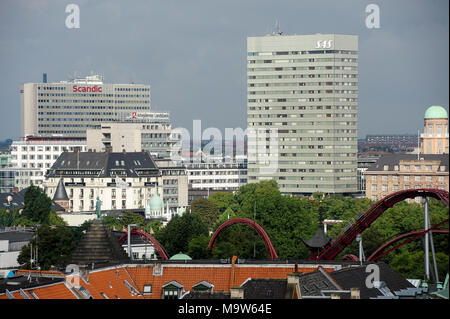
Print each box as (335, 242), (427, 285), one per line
(230, 287), (244, 299)
(43, 73), (47, 83)
(350, 288), (360, 299)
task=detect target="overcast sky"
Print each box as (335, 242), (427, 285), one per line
(0, 0), (448, 140)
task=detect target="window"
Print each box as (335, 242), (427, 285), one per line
(415, 176), (421, 182)
(162, 282), (184, 299)
(382, 184), (388, 192)
(371, 184), (377, 191)
(143, 285), (152, 294)
(192, 281), (214, 293)
(437, 124), (442, 137)
(404, 176), (410, 181)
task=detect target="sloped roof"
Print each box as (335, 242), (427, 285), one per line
(0, 262), (340, 299)
(182, 290), (231, 299)
(241, 278), (287, 299)
(330, 262), (415, 299)
(297, 266), (341, 296)
(365, 154), (449, 172)
(302, 226), (331, 249)
(53, 179), (69, 201)
(46, 151), (160, 178)
(68, 219), (130, 265)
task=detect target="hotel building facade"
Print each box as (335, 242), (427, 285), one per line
(247, 34), (358, 195)
(20, 74), (151, 138)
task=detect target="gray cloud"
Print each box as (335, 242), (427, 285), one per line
(0, 0), (448, 140)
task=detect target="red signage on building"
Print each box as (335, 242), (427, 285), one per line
(72, 85), (102, 93)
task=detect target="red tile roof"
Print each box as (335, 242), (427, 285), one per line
(0, 262), (336, 299)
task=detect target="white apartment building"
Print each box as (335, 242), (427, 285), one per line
(180, 152), (248, 204)
(247, 33), (358, 195)
(20, 74), (151, 138)
(9, 136), (87, 189)
(44, 152), (163, 213)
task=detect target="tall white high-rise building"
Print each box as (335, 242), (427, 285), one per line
(20, 74), (151, 138)
(247, 33), (358, 195)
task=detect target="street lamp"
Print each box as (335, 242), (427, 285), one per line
(127, 224), (137, 259)
(356, 234), (365, 265)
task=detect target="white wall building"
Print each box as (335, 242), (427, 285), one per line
(9, 136), (87, 189)
(247, 33), (358, 195)
(44, 152), (163, 213)
(86, 112), (181, 159)
(20, 74), (151, 138)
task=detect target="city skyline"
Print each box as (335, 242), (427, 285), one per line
(0, 0), (449, 140)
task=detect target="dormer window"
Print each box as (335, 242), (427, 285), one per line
(192, 281), (214, 293)
(162, 281), (184, 299)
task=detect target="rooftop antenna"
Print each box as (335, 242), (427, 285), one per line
(273, 20), (282, 35)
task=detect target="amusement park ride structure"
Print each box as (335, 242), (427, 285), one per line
(119, 189), (448, 282)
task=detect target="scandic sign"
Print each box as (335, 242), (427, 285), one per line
(72, 85), (103, 92)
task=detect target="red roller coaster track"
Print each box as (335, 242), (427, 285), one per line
(316, 188), (449, 261)
(118, 229), (170, 260)
(367, 223), (448, 261)
(207, 217), (279, 260)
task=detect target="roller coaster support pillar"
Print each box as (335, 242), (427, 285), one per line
(427, 207), (439, 284)
(424, 199), (430, 281)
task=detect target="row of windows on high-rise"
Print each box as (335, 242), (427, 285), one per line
(249, 105), (357, 110)
(36, 86), (149, 92)
(248, 50), (358, 56)
(38, 93), (150, 98)
(249, 113), (357, 119)
(248, 98), (357, 103)
(38, 99), (150, 104)
(248, 66), (357, 72)
(248, 58), (357, 63)
(248, 74), (357, 79)
(38, 105), (149, 110)
(249, 82), (357, 87)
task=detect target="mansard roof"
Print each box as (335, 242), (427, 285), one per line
(46, 151), (160, 178)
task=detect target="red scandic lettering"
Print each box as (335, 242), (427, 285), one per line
(72, 85), (103, 93)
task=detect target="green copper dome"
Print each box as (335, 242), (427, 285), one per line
(148, 193), (163, 210)
(169, 252), (192, 260)
(424, 106), (448, 119)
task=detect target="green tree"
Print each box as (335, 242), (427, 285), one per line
(208, 192), (237, 214)
(119, 212), (145, 228)
(22, 185), (52, 224)
(188, 234), (212, 259)
(190, 198), (220, 230)
(143, 219), (163, 237)
(156, 213), (209, 256)
(103, 215), (122, 230)
(17, 224), (76, 270)
(49, 212), (67, 226)
(213, 207), (237, 230)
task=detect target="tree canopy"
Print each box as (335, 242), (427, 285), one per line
(22, 185), (53, 224)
